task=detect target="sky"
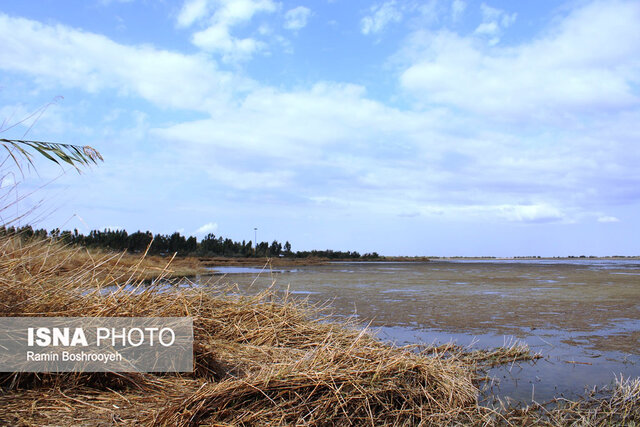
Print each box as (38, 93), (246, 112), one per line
(0, 0), (638, 257)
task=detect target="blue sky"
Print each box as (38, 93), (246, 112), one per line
(0, 0), (638, 256)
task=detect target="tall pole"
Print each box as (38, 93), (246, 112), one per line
(254, 227), (257, 256)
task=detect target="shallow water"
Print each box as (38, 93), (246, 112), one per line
(204, 260), (640, 403)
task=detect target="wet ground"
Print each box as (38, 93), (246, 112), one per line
(200, 260), (640, 403)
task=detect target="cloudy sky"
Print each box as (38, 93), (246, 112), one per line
(0, 0), (638, 256)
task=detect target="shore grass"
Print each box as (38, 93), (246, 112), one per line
(1, 234), (638, 426)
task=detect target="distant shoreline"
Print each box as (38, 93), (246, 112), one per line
(427, 256), (640, 260)
(64, 251), (640, 282)
(196, 255), (431, 268)
(194, 254), (640, 270)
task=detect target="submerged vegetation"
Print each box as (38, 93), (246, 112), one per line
(1, 234), (639, 425)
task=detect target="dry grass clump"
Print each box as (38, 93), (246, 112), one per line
(420, 340), (541, 370)
(151, 339), (480, 426)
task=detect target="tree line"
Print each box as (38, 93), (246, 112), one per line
(1, 225), (380, 259)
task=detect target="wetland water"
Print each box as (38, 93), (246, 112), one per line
(202, 260), (640, 404)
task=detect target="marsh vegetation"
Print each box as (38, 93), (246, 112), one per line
(1, 236), (639, 425)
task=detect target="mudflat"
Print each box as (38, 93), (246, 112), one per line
(207, 260), (640, 353)
(205, 259), (640, 401)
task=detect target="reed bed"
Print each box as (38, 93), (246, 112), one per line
(1, 234), (638, 426)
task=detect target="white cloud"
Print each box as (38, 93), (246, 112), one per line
(177, 0), (210, 28)
(499, 204), (565, 223)
(598, 216), (620, 223)
(474, 21), (497, 36)
(204, 165), (294, 190)
(451, 0), (466, 22)
(192, 25), (265, 60)
(152, 81), (423, 164)
(196, 222), (218, 234)
(473, 3), (516, 44)
(361, 1), (403, 35)
(284, 6), (311, 30)
(479, 3), (516, 30)
(178, 0), (276, 28)
(177, 0), (278, 61)
(395, 203), (568, 223)
(400, 1), (640, 120)
(148, 60), (640, 223)
(0, 14), (244, 112)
